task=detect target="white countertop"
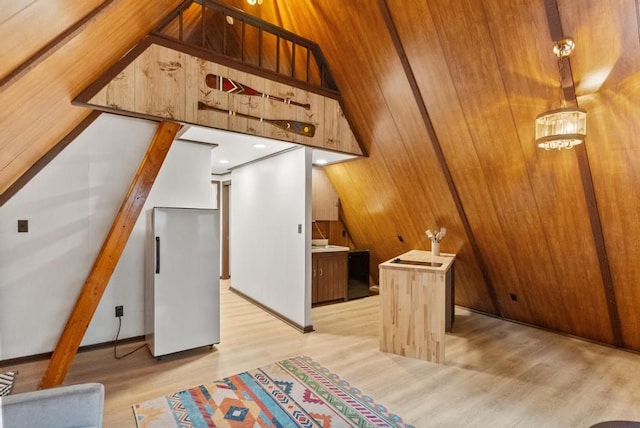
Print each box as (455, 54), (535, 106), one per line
(311, 245), (350, 253)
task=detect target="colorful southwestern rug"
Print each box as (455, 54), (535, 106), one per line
(133, 355), (414, 427)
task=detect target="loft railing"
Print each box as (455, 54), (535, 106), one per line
(154, 0), (337, 91)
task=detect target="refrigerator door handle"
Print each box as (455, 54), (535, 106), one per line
(155, 236), (160, 274)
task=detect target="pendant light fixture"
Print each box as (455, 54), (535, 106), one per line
(535, 38), (587, 150)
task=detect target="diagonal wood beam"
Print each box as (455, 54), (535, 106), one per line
(378, 0), (503, 316)
(544, 0), (623, 347)
(40, 121), (180, 388)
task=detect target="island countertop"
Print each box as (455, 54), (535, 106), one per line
(311, 245), (350, 253)
(379, 249), (455, 272)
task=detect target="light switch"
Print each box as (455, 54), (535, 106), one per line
(17, 219), (28, 233)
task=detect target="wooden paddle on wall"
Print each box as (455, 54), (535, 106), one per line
(197, 101), (316, 138)
(205, 74), (311, 110)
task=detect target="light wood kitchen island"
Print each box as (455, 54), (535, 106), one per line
(379, 250), (455, 364)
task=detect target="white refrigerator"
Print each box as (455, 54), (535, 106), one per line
(145, 207), (220, 357)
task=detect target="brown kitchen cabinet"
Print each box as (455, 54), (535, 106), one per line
(312, 251), (348, 305)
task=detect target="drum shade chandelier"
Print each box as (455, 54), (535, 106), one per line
(535, 38), (587, 150)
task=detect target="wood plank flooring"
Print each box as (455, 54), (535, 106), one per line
(5, 280), (640, 427)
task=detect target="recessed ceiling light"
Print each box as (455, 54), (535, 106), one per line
(315, 159), (328, 165)
(219, 159), (229, 164)
(225, 15), (234, 25)
(253, 143), (266, 149)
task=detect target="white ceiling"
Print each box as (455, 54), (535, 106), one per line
(178, 125), (360, 175)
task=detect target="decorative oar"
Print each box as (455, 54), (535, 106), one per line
(205, 74), (311, 110)
(198, 101), (316, 138)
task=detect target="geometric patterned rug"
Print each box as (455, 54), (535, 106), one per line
(133, 355), (414, 427)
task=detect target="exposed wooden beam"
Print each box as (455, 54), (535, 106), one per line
(544, 0), (624, 347)
(378, 0), (502, 316)
(40, 121), (180, 388)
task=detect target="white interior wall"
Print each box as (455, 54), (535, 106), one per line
(230, 147), (312, 328)
(0, 114), (212, 360)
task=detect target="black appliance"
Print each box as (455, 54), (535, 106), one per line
(348, 250), (370, 300)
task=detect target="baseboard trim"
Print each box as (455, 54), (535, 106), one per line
(0, 335), (145, 368)
(229, 286), (314, 334)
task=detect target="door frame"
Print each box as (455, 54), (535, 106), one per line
(221, 180), (231, 279)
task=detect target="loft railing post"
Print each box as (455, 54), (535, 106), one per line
(291, 42), (296, 78)
(276, 35), (280, 73)
(160, 0), (338, 92)
(200, 6), (205, 48)
(306, 46), (311, 84)
(258, 27), (263, 68)
(241, 20), (245, 62)
(223, 14), (227, 55)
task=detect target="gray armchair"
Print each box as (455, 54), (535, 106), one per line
(0, 383), (104, 428)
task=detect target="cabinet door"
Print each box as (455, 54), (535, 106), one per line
(312, 260), (319, 304)
(312, 167), (339, 221)
(316, 253), (347, 303)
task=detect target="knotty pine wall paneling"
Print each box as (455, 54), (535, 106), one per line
(189, 60), (231, 130)
(135, 45), (186, 120)
(83, 41), (361, 155)
(227, 69), (253, 134)
(293, 88), (324, 146)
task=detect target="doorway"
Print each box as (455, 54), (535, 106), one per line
(221, 180), (231, 279)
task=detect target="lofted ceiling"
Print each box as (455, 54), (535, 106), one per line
(2, 0), (640, 352)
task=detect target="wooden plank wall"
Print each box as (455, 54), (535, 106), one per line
(82, 42), (361, 155)
(0, 0), (110, 85)
(561, 0), (640, 350)
(0, 0), (185, 198)
(227, 0), (640, 350)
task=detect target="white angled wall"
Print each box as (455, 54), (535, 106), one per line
(0, 114), (213, 360)
(230, 147), (312, 329)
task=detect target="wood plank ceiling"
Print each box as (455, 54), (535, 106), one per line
(2, 0), (640, 352)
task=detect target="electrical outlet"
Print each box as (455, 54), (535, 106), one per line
(115, 305), (124, 317)
(17, 220), (28, 233)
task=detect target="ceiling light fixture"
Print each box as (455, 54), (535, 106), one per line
(535, 38), (587, 151)
(247, 0), (263, 5)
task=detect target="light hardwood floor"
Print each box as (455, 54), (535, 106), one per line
(6, 281), (640, 427)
